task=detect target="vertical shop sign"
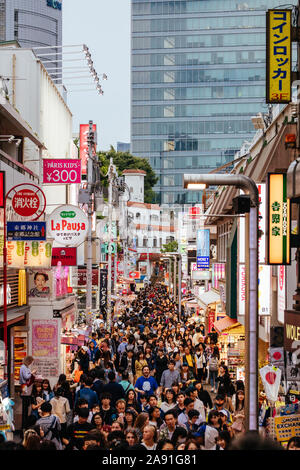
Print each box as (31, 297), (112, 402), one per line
(239, 265), (246, 315)
(267, 173), (291, 264)
(266, 9), (292, 104)
(99, 268), (107, 313)
(278, 265), (286, 323)
(79, 124), (96, 176)
(197, 229), (210, 268)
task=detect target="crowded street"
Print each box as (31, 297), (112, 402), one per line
(1, 0), (300, 460)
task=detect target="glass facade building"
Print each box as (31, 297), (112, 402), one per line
(131, 0), (297, 206)
(0, 0), (62, 79)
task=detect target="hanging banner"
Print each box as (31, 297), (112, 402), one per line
(43, 159), (81, 184)
(267, 173), (291, 265)
(259, 365), (282, 402)
(266, 9), (292, 104)
(47, 204), (88, 247)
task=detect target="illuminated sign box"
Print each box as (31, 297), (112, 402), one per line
(267, 173), (291, 265)
(266, 9), (292, 104)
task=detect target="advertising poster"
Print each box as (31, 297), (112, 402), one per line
(274, 415), (300, 442)
(24, 241), (52, 268)
(31, 319), (59, 378)
(28, 269), (52, 301)
(99, 268), (108, 314)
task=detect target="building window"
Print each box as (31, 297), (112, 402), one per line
(153, 237), (157, 248)
(217, 222), (231, 262)
(143, 237), (147, 247)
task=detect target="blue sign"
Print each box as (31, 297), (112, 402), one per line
(197, 256), (210, 269)
(197, 229), (210, 268)
(7, 222), (46, 241)
(47, 0), (62, 10)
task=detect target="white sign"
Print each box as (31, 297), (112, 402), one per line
(47, 205), (88, 247)
(239, 184), (266, 264)
(239, 264), (246, 315)
(258, 265), (271, 315)
(278, 265), (286, 324)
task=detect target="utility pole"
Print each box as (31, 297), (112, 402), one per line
(86, 120), (96, 320)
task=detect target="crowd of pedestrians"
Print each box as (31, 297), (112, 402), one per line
(0, 283), (293, 451)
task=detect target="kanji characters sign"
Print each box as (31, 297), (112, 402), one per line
(266, 9), (292, 104)
(47, 204), (88, 247)
(267, 173), (291, 265)
(10, 184), (46, 221)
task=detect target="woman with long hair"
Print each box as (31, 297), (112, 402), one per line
(160, 389), (177, 414)
(41, 379), (54, 402)
(30, 381), (45, 419)
(135, 351), (148, 381)
(125, 389), (141, 413)
(124, 409), (137, 430)
(216, 364), (234, 397)
(134, 411), (149, 441)
(208, 347), (220, 393)
(22, 429), (41, 450)
(125, 427), (140, 447)
(231, 389), (245, 436)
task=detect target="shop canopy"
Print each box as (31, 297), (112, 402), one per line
(197, 289), (220, 309)
(213, 315), (238, 334)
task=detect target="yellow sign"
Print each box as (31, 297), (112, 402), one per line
(274, 414), (300, 442)
(267, 173), (290, 265)
(266, 9), (292, 103)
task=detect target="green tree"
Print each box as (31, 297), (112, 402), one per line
(161, 240), (178, 253)
(97, 147), (158, 203)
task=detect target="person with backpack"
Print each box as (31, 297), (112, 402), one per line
(208, 347), (220, 393)
(192, 410), (220, 450)
(74, 375), (99, 410)
(36, 402), (62, 450)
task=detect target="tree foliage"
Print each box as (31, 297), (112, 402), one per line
(161, 240), (178, 253)
(97, 147), (158, 203)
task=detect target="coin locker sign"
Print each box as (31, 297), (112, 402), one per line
(266, 9), (292, 104)
(267, 173), (291, 265)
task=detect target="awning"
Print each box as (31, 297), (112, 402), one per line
(0, 306), (29, 327)
(197, 289), (220, 309)
(213, 315), (238, 334)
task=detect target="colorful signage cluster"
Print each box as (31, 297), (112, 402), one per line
(267, 173), (290, 265)
(266, 9), (292, 104)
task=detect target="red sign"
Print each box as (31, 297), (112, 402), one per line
(208, 309), (215, 333)
(0, 171), (5, 208)
(43, 159), (81, 184)
(12, 189), (41, 217)
(188, 206), (201, 219)
(79, 124), (97, 176)
(129, 271), (140, 279)
(51, 248), (77, 266)
(77, 268), (99, 286)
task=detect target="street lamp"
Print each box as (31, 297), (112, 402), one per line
(184, 173), (259, 432)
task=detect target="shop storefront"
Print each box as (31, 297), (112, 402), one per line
(213, 316), (245, 381)
(196, 288), (222, 333)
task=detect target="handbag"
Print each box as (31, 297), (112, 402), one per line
(21, 374), (35, 395)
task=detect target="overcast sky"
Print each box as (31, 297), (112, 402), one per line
(62, 0), (131, 150)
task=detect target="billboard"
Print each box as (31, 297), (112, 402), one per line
(266, 9), (292, 104)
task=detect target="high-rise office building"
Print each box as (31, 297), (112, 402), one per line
(0, 0), (62, 78)
(131, 0), (297, 206)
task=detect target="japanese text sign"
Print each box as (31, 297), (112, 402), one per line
(43, 159), (81, 184)
(274, 415), (300, 442)
(7, 222), (46, 241)
(266, 9), (292, 104)
(267, 173), (291, 264)
(197, 229), (210, 268)
(47, 204), (88, 247)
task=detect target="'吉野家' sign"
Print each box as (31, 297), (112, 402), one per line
(266, 9), (292, 104)
(267, 173), (290, 265)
